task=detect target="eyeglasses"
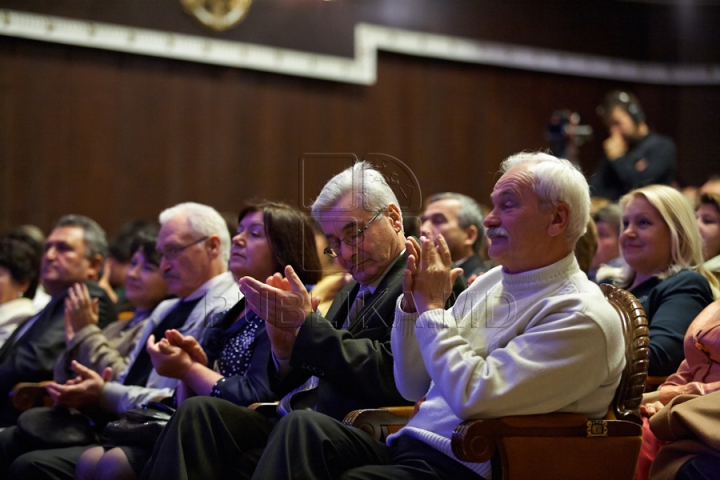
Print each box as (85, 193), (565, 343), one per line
(323, 209), (385, 258)
(159, 236), (208, 260)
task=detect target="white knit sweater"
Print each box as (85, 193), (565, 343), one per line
(387, 253), (625, 478)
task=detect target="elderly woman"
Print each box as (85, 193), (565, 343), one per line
(696, 192), (720, 281)
(598, 185), (719, 377)
(76, 201), (322, 480)
(0, 236), (40, 346)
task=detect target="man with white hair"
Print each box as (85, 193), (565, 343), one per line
(4, 202), (240, 478)
(250, 152), (626, 479)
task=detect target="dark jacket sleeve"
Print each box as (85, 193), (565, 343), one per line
(211, 323), (277, 405)
(607, 133), (676, 188)
(643, 271), (714, 377)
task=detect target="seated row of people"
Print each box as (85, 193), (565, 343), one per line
(0, 152), (717, 479)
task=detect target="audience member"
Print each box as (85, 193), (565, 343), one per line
(248, 151), (625, 480)
(696, 192), (720, 281)
(1, 202), (239, 478)
(0, 215), (116, 426)
(598, 185), (718, 376)
(54, 232), (168, 383)
(75, 201), (323, 480)
(590, 90), (676, 201)
(0, 237), (40, 346)
(140, 161), (465, 479)
(589, 203), (626, 282)
(421, 192), (488, 280)
(99, 221), (159, 311)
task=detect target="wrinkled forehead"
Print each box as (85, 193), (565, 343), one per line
(491, 165), (535, 200)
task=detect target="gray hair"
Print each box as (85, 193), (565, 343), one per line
(159, 202), (231, 265)
(311, 161), (401, 224)
(56, 215), (108, 260)
(427, 192), (485, 253)
(500, 151), (590, 245)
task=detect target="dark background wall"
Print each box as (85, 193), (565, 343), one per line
(1, 0), (719, 235)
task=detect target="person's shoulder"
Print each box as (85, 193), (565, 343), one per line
(646, 131), (676, 149)
(661, 269), (712, 292)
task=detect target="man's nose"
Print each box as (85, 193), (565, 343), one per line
(420, 220), (432, 238)
(159, 255), (172, 271)
(484, 210), (499, 228)
(44, 245), (57, 261)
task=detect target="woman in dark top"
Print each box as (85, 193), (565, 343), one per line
(77, 201), (322, 480)
(598, 185), (719, 377)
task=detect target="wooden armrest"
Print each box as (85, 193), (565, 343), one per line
(452, 413), (642, 463)
(11, 382), (54, 411)
(248, 402), (279, 418)
(343, 406), (414, 442)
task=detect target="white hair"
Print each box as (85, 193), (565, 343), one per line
(311, 161), (402, 224)
(159, 202), (231, 265)
(500, 151), (590, 245)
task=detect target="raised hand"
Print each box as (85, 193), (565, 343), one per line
(409, 235), (463, 315)
(239, 266), (311, 330)
(64, 283), (99, 342)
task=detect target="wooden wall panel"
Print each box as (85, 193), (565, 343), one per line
(1, 36), (719, 237)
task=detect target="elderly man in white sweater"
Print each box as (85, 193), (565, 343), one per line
(251, 152), (625, 480)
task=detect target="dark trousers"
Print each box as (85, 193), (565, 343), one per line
(676, 454), (720, 480)
(252, 410), (484, 480)
(140, 396), (273, 480)
(0, 424), (98, 480)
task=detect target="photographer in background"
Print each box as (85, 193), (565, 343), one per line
(589, 90), (676, 201)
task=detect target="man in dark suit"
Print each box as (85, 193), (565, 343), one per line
(141, 162), (465, 480)
(421, 192), (490, 280)
(0, 215), (116, 426)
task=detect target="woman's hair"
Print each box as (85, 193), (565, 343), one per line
(0, 236), (41, 299)
(605, 185), (719, 295)
(238, 201), (322, 286)
(129, 231), (161, 266)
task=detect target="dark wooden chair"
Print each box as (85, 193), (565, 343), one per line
(344, 284), (650, 480)
(10, 381), (54, 411)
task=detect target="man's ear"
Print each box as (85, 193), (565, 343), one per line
(205, 234), (222, 259)
(387, 204), (403, 233)
(547, 202), (570, 238)
(463, 225), (479, 248)
(87, 255), (104, 281)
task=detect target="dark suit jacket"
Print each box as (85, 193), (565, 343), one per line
(0, 281), (116, 425)
(275, 252), (466, 420)
(459, 254), (488, 281)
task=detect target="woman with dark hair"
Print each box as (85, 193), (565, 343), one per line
(76, 201), (322, 480)
(0, 236), (41, 346)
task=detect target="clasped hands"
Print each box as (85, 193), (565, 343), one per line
(401, 235), (463, 315)
(238, 266), (320, 361)
(146, 329), (208, 381)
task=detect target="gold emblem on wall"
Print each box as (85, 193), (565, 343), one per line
(181, 0), (252, 32)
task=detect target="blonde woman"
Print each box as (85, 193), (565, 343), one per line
(598, 184), (719, 377)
